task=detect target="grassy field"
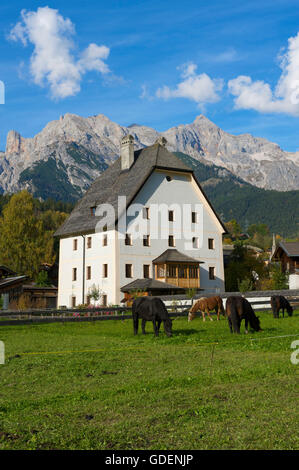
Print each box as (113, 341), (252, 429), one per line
(0, 310), (298, 450)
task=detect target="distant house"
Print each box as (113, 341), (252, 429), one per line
(0, 265), (58, 310)
(271, 241), (299, 289)
(223, 244), (263, 268)
(55, 136), (227, 307)
(0, 266), (17, 279)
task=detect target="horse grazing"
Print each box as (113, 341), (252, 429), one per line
(188, 296), (224, 322)
(132, 297), (172, 337)
(270, 295), (293, 318)
(226, 296), (262, 334)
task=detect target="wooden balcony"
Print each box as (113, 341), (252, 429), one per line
(154, 262), (200, 289)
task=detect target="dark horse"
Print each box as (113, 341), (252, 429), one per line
(226, 296), (262, 334)
(270, 295), (293, 318)
(132, 297), (172, 337)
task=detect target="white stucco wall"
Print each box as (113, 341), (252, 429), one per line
(117, 169), (225, 303)
(289, 274), (299, 290)
(57, 169), (225, 307)
(58, 231), (117, 307)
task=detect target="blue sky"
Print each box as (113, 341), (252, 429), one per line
(1, 0), (299, 151)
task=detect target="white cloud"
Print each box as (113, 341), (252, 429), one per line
(140, 84), (154, 100)
(9, 7), (111, 99)
(156, 63), (223, 106)
(228, 32), (299, 116)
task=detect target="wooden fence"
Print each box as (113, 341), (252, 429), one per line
(0, 289), (299, 326)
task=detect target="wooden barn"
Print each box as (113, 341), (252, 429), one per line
(271, 241), (299, 289)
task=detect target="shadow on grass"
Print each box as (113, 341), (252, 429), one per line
(173, 328), (202, 336)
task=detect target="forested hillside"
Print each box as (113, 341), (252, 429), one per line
(175, 152), (299, 237)
(1, 151), (298, 239)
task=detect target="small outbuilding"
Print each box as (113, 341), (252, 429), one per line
(0, 266), (58, 310)
(271, 241), (299, 289)
(121, 277), (188, 306)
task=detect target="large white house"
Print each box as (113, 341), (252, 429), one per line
(55, 136), (227, 307)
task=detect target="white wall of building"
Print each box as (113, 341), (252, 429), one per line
(289, 274), (299, 290)
(58, 231), (117, 307)
(58, 169), (225, 307)
(117, 169), (225, 304)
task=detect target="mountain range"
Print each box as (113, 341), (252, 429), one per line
(0, 112), (298, 236)
(1, 113), (299, 201)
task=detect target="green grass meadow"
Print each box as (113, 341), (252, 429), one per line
(0, 310), (298, 450)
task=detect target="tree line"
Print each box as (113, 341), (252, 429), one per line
(0, 191), (72, 279)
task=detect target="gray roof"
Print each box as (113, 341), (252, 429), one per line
(152, 248), (203, 264)
(121, 278), (186, 293)
(55, 142), (191, 237)
(0, 275), (28, 291)
(55, 141), (225, 237)
(0, 266), (17, 276)
(279, 242), (299, 257)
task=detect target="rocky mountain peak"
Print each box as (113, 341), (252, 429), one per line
(5, 130), (25, 155)
(0, 113), (299, 199)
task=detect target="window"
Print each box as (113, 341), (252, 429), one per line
(167, 265), (177, 278)
(143, 265), (150, 278)
(73, 239), (78, 251)
(125, 233), (132, 246)
(192, 212), (197, 224)
(143, 235), (150, 247)
(157, 266), (165, 278)
(72, 268), (77, 281)
(168, 235), (175, 247)
(209, 267), (215, 280)
(103, 234), (108, 246)
(87, 236), (92, 249)
(192, 237), (199, 248)
(102, 295), (107, 306)
(168, 210), (174, 222)
(208, 238), (215, 250)
(71, 296), (76, 308)
(143, 207), (150, 219)
(86, 266), (91, 280)
(125, 264), (133, 278)
(103, 264), (108, 278)
(189, 266), (199, 279)
(178, 265), (188, 279)
(91, 206), (96, 216)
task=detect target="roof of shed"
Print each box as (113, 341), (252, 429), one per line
(121, 278), (186, 293)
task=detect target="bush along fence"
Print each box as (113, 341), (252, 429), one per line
(0, 289), (299, 326)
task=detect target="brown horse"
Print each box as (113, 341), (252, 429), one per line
(188, 296), (225, 322)
(226, 296), (262, 334)
(270, 295), (293, 318)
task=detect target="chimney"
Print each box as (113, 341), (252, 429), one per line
(155, 136), (167, 147)
(121, 134), (134, 170)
